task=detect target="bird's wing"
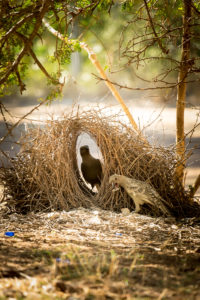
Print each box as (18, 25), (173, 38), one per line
(95, 158), (102, 177)
(81, 163), (90, 184)
(123, 178), (171, 216)
(157, 201), (171, 216)
(144, 183), (171, 206)
(143, 183), (172, 215)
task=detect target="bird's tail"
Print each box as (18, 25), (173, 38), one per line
(158, 201), (172, 216)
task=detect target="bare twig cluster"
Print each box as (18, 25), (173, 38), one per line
(1, 108), (199, 217)
(118, 1), (200, 89)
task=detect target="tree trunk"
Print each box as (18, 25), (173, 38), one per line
(176, 0), (191, 184)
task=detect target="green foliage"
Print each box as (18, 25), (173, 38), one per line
(97, 0), (115, 10)
(0, 0), (107, 101)
(122, 0), (134, 11)
(77, 0), (91, 8)
(54, 39), (81, 65)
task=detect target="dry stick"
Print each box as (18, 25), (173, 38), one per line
(42, 19), (141, 135)
(189, 174), (200, 199)
(0, 98), (48, 148)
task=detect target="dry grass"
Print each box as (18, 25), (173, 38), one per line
(1, 108), (199, 217)
(0, 209), (200, 299)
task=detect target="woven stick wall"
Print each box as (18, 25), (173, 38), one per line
(1, 108), (199, 217)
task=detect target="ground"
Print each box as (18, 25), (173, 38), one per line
(0, 208), (200, 300)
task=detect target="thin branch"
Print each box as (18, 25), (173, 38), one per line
(0, 0), (52, 86)
(93, 74), (179, 91)
(191, 0), (200, 15)
(0, 98), (49, 146)
(0, 12), (35, 46)
(29, 47), (60, 84)
(143, 0), (169, 54)
(0, 102), (10, 132)
(15, 69), (26, 94)
(16, 32), (61, 85)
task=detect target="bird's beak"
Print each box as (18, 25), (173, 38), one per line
(109, 179), (119, 192)
(108, 176), (113, 184)
(112, 185), (120, 192)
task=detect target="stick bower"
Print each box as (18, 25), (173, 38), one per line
(1, 109), (199, 217)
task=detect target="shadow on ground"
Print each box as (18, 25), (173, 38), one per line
(0, 209), (200, 299)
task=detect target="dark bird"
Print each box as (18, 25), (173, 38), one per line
(80, 145), (102, 190)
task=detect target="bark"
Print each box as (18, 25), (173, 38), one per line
(176, 0), (191, 184)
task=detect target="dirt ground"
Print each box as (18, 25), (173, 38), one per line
(0, 207), (200, 300)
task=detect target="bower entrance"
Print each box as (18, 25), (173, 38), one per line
(76, 132), (104, 193)
(1, 108), (199, 217)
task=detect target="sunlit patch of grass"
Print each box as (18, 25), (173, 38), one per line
(33, 249), (61, 265)
(0, 242), (199, 299)
(51, 246), (153, 299)
(53, 247), (121, 281)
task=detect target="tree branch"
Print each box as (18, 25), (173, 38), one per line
(191, 0), (200, 15)
(15, 69), (26, 94)
(93, 74), (179, 91)
(0, 0), (52, 86)
(143, 0), (169, 54)
(16, 32), (61, 86)
(0, 12), (35, 47)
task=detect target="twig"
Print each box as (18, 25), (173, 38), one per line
(16, 69), (26, 94)
(191, 0), (200, 15)
(0, 102), (11, 132)
(0, 98), (49, 147)
(0, 13), (35, 47)
(93, 73), (178, 90)
(189, 174), (200, 198)
(143, 0), (169, 54)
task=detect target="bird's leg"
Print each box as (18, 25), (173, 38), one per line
(95, 183), (100, 191)
(134, 202), (141, 213)
(112, 187), (120, 192)
(111, 182), (120, 192)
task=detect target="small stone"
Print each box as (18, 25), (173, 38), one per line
(121, 208), (130, 216)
